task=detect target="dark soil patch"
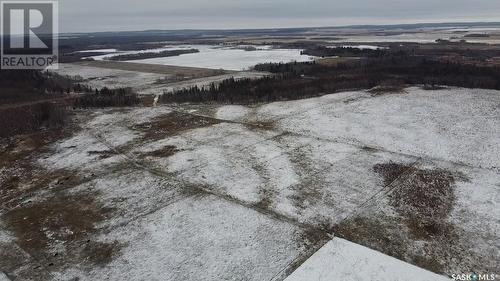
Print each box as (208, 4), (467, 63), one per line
(3, 192), (112, 258)
(244, 121), (277, 132)
(333, 216), (409, 262)
(0, 241), (52, 280)
(332, 163), (474, 275)
(0, 129), (80, 211)
(373, 162), (412, 186)
(81, 241), (121, 267)
(254, 187), (276, 210)
(300, 226), (330, 248)
(285, 226), (330, 279)
(374, 162), (465, 239)
(413, 255), (445, 274)
(254, 197), (273, 211)
(0, 121), (81, 214)
(2, 189), (123, 276)
(1, 168), (81, 211)
(332, 162), (477, 275)
(141, 145), (181, 158)
(87, 150), (118, 160)
(0, 129), (68, 169)
(2, 176), (20, 191)
(134, 111), (220, 140)
(361, 146), (378, 152)
(330, 210), (482, 275)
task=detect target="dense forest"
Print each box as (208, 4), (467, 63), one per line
(160, 51), (500, 104)
(301, 46), (389, 57)
(300, 44), (500, 60)
(159, 74), (372, 104)
(0, 102), (68, 138)
(0, 70), (79, 105)
(0, 70), (140, 138)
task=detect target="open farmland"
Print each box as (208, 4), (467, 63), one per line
(1, 84), (498, 280)
(51, 62), (268, 96)
(3, 20), (500, 281)
(79, 45), (315, 71)
(2, 0), (500, 273)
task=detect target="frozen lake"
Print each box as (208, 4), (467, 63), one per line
(85, 45), (315, 71)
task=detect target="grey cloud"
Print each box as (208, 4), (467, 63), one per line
(59, 0), (500, 32)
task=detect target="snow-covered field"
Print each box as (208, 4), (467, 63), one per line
(51, 63), (268, 95)
(50, 63), (166, 94)
(56, 194), (311, 281)
(1, 86), (499, 280)
(335, 32), (455, 43)
(85, 45), (315, 71)
(330, 44), (388, 50)
(285, 238), (450, 281)
(333, 27), (500, 44)
(77, 48), (118, 53)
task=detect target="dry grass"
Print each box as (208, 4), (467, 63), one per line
(333, 216), (409, 262)
(373, 162), (463, 239)
(334, 162), (475, 275)
(244, 120), (277, 132)
(0, 129), (77, 210)
(2, 189), (121, 271)
(81, 241), (121, 267)
(3, 192), (111, 253)
(134, 111), (220, 140)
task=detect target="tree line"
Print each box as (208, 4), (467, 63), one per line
(1, 70), (140, 138)
(106, 49), (199, 61)
(73, 87), (140, 108)
(160, 51), (500, 104)
(300, 46), (389, 58)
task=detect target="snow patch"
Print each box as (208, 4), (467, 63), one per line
(68, 169), (186, 228)
(0, 272), (10, 281)
(257, 87), (500, 170)
(285, 238), (450, 281)
(0, 229), (14, 243)
(38, 131), (123, 171)
(215, 105), (250, 121)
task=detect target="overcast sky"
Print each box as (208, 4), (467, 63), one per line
(60, 0), (500, 33)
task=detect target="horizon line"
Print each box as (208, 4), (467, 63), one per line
(59, 20), (500, 35)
